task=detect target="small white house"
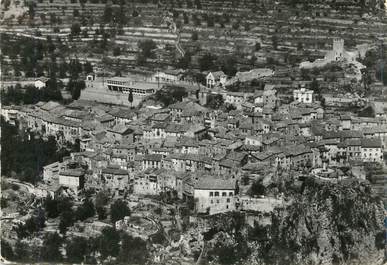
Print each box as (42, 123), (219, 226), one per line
(34, 78), (47, 89)
(86, 74), (96, 81)
(152, 69), (183, 83)
(293, 87), (314, 104)
(206, 71), (227, 88)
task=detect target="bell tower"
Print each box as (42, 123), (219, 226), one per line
(333, 38), (344, 59)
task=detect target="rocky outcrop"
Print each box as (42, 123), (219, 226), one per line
(195, 178), (385, 265)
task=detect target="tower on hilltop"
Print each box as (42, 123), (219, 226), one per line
(333, 38), (344, 58)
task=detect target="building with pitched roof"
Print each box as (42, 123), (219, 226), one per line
(194, 177), (237, 214)
(101, 166), (129, 195)
(206, 71), (227, 88)
(361, 138), (383, 163)
(58, 169), (85, 191)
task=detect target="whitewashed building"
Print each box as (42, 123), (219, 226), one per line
(293, 87), (314, 104)
(194, 177), (237, 215)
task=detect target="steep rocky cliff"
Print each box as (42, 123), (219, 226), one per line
(198, 178), (385, 265)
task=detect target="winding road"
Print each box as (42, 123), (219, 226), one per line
(162, 13), (185, 57)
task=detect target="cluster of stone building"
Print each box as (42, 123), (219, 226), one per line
(2, 67), (386, 215)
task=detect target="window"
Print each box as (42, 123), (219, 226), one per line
(216, 200), (219, 204)
(229, 192), (233, 196)
(210, 192), (213, 197)
(215, 192), (219, 197)
(211, 200), (213, 204)
(222, 192), (227, 197)
(227, 198), (230, 203)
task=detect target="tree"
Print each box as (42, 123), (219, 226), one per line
(22, 86), (41, 104)
(199, 53), (217, 72)
(97, 206), (107, 220)
(59, 209), (74, 234)
(66, 236), (90, 263)
(67, 79), (86, 100)
(118, 233), (148, 264)
(1, 240), (14, 260)
(193, 14), (201, 26)
(73, 9), (79, 17)
(28, 1), (36, 18)
(272, 35), (278, 50)
(69, 59), (83, 79)
(15, 213), (44, 239)
(300, 68), (311, 81)
(360, 50), (378, 68)
(250, 55), (257, 66)
(191, 31), (199, 41)
(110, 199), (131, 223)
(249, 180), (265, 196)
(358, 105), (375, 118)
(25, 216), (40, 234)
(103, 5), (113, 23)
(70, 23), (81, 36)
(375, 231), (385, 250)
(3, 0), (11, 10)
(177, 52), (192, 69)
(50, 13), (57, 24)
(59, 61), (68, 78)
(1, 196), (8, 208)
(75, 199), (95, 221)
(35, 207), (46, 229)
(98, 227), (120, 258)
(152, 85), (188, 107)
(195, 0), (202, 9)
(95, 190), (108, 204)
(44, 195), (59, 218)
(136, 53), (147, 66)
(128, 88), (133, 108)
(310, 78), (319, 93)
(44, 78), (63, 101)
(376, 64), (387, 85)
(57, 196), (73, 213)
(132, 9), (139, 17)
(71, 86), (81, 100)
(206, 94), (224, 109)
(244, 22), (250, 31)
(220, 55), (237, 76)
(242, 174), (250, 186)
(297, 41), (303, 51)
(113, 46), (121, 56)
(14, 240), (30, 261)
(40, 232), (63, 262)
(83, 61), (93, 74)
(183, 13), (189, 24)
(138, 39), (157, 59)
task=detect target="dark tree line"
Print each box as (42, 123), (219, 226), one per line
(136, 39), (157, 65)
(1, 83), (63, 106)
(1, 119), (76, 184)
(152, 85), (188, 107)
(67, 79), (86, 100)
(198, 53), (237, 76)
(1, 34), (92, 79)
(3, 227), (147, 264)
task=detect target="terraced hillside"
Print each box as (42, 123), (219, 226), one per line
(1, 0), (386, 73)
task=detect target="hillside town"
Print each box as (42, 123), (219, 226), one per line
(1, 0), (387, 265)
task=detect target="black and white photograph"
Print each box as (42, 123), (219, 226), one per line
(1, 0), (387, 264)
